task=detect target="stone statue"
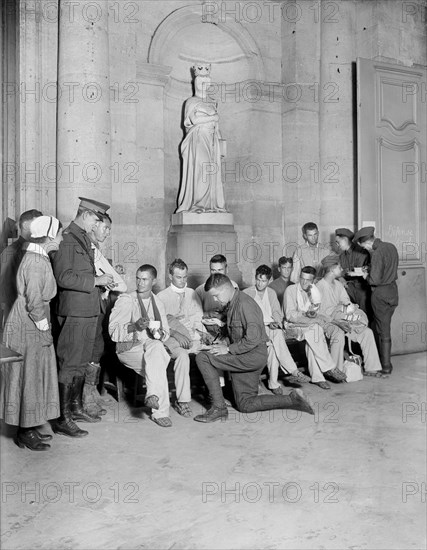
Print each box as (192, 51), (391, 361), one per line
(175, 64), (227, 214)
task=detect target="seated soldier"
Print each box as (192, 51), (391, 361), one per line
(157, 258), (205, 418)
(108, 265), (173, 428)
(283, 266), (346, 389)
(269, 256), (294, 309)
(316, 257), (383, 377)
(194, 274), (315, 423)
(243, 265), (311, 393)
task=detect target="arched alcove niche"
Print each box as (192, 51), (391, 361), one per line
(148, 4), (266, 216)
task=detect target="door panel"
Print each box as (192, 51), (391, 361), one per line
(394, 267), (426, 354)
(357, 58), (426, 354)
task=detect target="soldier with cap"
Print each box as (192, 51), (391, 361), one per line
(354, 226), (399, 374)
(52, 197), (115, 438)
(334, 228), (371, 316)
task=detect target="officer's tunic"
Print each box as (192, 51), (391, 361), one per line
(53, 222), (101, 384)
(366, 238), (399, 341)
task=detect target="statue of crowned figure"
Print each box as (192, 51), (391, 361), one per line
(175, 63), (228, 214)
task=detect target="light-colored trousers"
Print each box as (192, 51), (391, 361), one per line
(299, 323), (338, 383)
(323, 323), (346, 372)
(344, 327), (382, 372)
(168, 347), (192, 403)
(118, 339), (171, 419)
(265, 327), (298, 389)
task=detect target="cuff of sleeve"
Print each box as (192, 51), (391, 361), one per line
(83, 275), (96, 291)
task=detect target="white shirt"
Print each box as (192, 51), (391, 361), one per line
(253, 290), (274, 324)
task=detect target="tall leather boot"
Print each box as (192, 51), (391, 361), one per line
(52, 383), (88, 437)
(71, 376), (101, 422)
(83, 362), (107, 417)
(380, 338), (393, 374)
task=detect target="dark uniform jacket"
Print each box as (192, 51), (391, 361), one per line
(367, 239), (399, 287)
(226, 290), (268, 363)
(53, 221), (100, 317)
(339, 244), (369, 276)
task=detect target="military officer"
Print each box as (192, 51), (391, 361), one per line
(334, 228), (371, 316)
(354, 226), (399, 374)
(52, 197), (113, 438)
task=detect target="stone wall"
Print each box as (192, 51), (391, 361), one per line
(2, 0), (426, 290)
(281, 0), (427, 266)
(108, 0), (426, 288)
(110, 0), (285, 288)
(1, 0), (58, 221)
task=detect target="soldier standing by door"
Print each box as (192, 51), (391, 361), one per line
(354, 226), (399, 375)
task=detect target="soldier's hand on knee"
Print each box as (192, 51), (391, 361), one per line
(173, 332), (192, 349)
(209, 343), (229, 356)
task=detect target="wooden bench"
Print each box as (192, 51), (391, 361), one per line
(101, 293), (309, 404)
(103, 336), (308, 407)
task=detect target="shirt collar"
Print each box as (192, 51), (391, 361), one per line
(25, 242), (48, 257)
(170, 282), (187, 294)
(255, 288), (268, 300)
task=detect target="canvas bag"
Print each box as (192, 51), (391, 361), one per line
(341, 336), (363, 382)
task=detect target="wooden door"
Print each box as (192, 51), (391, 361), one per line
(357, 58), (426, 354)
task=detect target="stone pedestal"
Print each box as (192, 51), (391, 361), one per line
(171, 212), (234, 226)
(167, 212), (242, 288)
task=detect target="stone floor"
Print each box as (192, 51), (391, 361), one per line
(1, 352), (426, 550)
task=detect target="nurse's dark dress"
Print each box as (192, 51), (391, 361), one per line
(1, 247), (59, 427)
